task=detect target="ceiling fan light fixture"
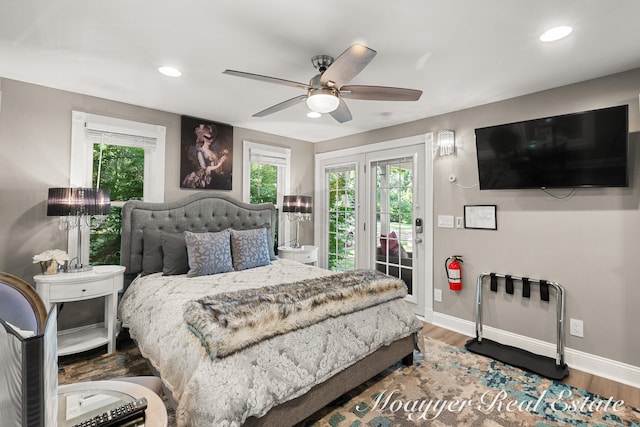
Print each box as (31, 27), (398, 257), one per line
(306, 111), (322, 119)
(307, 89), (340, 113)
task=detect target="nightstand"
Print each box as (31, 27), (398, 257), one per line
(34, 265), (125, 356)
(278, 245), (319, 266)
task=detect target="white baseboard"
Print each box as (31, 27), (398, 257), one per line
(430, 312), (640, 389)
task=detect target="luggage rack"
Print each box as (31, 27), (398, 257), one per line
(465, 272), (569, 380)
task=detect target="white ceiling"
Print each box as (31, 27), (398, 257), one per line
(1, 0), (640, 143)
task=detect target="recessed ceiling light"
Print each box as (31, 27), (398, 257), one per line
(158, 66), (182, 77)
(539, 26), (573, 42)
(307, 111), (322, 119)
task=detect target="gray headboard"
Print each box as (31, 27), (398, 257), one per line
(120, 192), (277, 274)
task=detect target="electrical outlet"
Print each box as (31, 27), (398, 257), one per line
(434, 288), (443, 302)
(569, 318), (584, 337)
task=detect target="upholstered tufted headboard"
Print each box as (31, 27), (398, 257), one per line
(120, 193), (277, 275)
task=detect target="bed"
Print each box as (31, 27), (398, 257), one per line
(118, 193), (422, 426)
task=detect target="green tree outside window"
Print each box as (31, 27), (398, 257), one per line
(90, 144), (144, 265)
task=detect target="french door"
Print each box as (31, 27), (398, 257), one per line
(317, 143), (426, 315)
(368, 145), (425, 313)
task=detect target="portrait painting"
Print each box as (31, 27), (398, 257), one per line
(180, 116), (233, 190)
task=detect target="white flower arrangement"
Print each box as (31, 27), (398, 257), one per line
(33, 249), (70, 264)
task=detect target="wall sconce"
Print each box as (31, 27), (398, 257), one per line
(282, 195), (312, 248)
(46, 187), (111, 272)
(437, 130), (455, 156)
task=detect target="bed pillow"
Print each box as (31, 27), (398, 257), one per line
(230, 228), (271, 271)
(141, 229), (163, 276)
(184, 230), (234, 277)
(161, 232), (190, 276)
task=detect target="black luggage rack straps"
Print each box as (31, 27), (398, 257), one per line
(474, 272), (567, 368)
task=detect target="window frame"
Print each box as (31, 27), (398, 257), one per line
(69, 111), (166, 266)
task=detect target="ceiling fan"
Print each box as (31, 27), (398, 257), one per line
(223, 43), (423, 123)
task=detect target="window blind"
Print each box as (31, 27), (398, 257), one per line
(249, 147), (289, 167)
(85, 129), (157, 150)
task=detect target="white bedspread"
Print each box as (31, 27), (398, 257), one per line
(119, 259), (422, 426)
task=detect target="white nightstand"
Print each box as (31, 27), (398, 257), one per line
(34, 265), (125, 356)
(278, 245), (319, 266)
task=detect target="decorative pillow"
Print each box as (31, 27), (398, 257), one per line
(230, 228), (271, 271)
(184, 230), (234, 277)
(141, 229), (163, 276)
(380, 230), (399, 255)
(379, 231), (408, 258)
(161, 232), (190, 276)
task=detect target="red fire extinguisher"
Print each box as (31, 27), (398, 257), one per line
(445, 255), (463, 291)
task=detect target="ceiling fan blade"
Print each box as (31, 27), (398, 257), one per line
(320, 44), (377, 89)
(223, 70), (310, 90)
(340, 85), (422, 101)
(253, 94), (308, 117)
(329, 99), (353, 123)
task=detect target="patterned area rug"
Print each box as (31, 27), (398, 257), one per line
(302, 336), (640, 426)
(58, 331), (640, 426)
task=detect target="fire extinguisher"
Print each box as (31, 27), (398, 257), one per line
(445, 255), (463, 291)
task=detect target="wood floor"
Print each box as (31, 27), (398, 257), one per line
(422, 322), (640, 409)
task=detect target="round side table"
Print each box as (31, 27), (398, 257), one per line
(57, 380), (168, 427)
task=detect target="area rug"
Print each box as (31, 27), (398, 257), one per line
(302, 336), (640, 426)
(58, 332), (640, 426)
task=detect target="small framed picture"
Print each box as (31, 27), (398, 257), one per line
(464, 205), (497, 230)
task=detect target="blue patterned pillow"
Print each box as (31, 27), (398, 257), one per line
(230, 228), (271, 271)
(184, 230), (234, 277)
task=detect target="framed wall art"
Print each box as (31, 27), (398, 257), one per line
(464, 205), (497, 230)
(180, 116), (233, 190)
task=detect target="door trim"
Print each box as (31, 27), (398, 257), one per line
(315, 134), (433, 318)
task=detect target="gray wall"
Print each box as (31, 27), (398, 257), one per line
(315, 67), (640, 367)
(0, 77), (314, 328)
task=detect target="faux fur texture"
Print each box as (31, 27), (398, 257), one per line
(183, 269), (408, 359)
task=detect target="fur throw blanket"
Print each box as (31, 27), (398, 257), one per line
(183, 269), (408, 359)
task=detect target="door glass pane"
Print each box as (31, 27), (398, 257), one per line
(327, 166), (356, 271)
(90, 143), (145, 265)
(373, 157), (414, 295)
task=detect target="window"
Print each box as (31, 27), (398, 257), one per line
(70, 111), (166, 266)
(327, 165), (357, 271)
(242, 141), (290, 245)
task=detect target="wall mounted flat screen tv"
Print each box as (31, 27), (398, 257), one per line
(475, 105), (629, 189)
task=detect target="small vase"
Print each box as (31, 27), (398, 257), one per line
(40, 260), (60, 275)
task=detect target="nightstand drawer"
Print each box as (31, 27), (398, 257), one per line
(49, 277), (114, 301)
(277, 245), (319, 265)
(292, 252), (317, 263)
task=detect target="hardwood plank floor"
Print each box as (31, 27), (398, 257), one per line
(422, 322), (640, 408)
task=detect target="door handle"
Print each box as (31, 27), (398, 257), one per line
(415, 237), (423, 244)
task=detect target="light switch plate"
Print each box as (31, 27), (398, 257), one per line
(437, 215), (454, 228)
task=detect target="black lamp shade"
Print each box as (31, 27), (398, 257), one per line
(47, 188), (111, 216)
(282, 195), (312, 214)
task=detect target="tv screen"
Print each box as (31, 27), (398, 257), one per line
(475, 105), (629, 189)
